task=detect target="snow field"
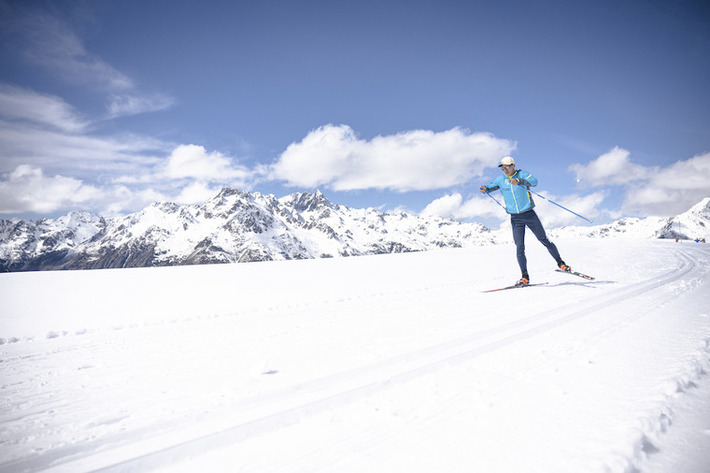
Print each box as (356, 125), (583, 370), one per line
(1, 239), (709, 472)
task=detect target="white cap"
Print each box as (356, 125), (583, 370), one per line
(498, 156), (515, 167)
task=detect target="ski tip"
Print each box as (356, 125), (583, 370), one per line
(555, 269), (595, 280)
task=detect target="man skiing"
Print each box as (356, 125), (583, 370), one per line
(479, 156), (571, 287)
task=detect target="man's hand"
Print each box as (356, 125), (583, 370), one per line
(479, 185), (487, 193)
(510, 178), (519, 186)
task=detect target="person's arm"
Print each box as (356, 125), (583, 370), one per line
(511, 170), (537, 187)
(479, 176), (501, 193)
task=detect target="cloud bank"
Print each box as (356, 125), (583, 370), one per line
(421, 193), (502, 221)
(570, 147), (710, 216)
(0, 84), (246, 215)
(422, 146), (710, 227)
(422, 190), (606, 228)
(270, 124), (515, 192)
(0, 165), (100, 214)
(0, 84), (89, 133)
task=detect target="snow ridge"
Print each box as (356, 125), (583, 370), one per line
(0, 188), (494, 271)
(1, 190), (708, 272)
(550, 197), (710, 241)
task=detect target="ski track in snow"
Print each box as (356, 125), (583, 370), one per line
(1, 239), (709, 472)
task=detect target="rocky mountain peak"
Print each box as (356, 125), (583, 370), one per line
(281, 190), (334, 213)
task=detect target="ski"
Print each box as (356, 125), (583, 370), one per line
(556, 269), (595, 280)
(482, 282), (548, 293)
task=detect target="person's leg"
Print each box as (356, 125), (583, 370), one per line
(526, 210), (563, 264)
(511, 215), (528, 276)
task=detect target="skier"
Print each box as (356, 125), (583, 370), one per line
(479, 156), (571, 287)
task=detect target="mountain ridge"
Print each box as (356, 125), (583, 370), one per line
(549, 197), (710, 241)
(1, 191), (708, 272)
(0, 188), (493, 272)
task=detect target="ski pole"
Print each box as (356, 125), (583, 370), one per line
(524, 187), (592, 223)
(483, 190), (505, 209)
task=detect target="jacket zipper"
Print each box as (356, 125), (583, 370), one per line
(510, 172), (520, 213)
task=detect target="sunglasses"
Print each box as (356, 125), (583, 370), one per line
(500, 164), (514, 170)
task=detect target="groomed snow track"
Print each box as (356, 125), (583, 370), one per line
(1, 240), (709, 472)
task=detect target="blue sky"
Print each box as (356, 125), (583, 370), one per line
(1, 0), (709, 228)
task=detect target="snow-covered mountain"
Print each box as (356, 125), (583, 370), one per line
(0, 211), (107, 272)
(1, 190), (708, 272)
(0, 188), (494, 272)
(549, 197), (710, 241)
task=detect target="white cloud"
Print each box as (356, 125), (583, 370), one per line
(0, 84), (88, 133)
(622, 152), (710, 216)
(0, 165), (100, 214)
(0, 167), (177, 218)
(173, 181), (223, 205)
(164, 144), (253, 183)
(570, 148), (710, 216)
(0, 116), (167, 177)
(569, 146), (650, 186)
(646, 152), (710, 192)
(0, 84), (176, 216)
(420, 190), (604, 227)
(421, 192), (503, 221)
(0, 82), (175, 183)
(270, 124), (515, 191)
(98, 186), (169, 218)
(533, 191), (606, 227)
(106, 93), (175, 119)
(0, 118), (258, 214)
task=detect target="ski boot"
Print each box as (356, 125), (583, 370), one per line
(514, 272), (530, 287)
(557, 260), (572, 273)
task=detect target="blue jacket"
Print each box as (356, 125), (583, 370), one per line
(483, 169), (537, 214)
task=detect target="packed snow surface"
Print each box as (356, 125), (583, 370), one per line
(1, 239), (709, 472)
